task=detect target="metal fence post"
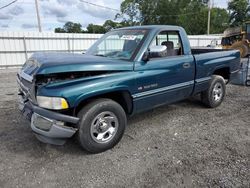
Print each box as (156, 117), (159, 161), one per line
(67, 37), (70, 52)
(23, 36), (28, 61)
(72, 37), (74, 53)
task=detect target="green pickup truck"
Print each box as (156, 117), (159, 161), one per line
(17, 25), (240, 153)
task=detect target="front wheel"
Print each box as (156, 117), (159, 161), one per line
(77, 98), (127, 153)
(201, 75), (226, 108)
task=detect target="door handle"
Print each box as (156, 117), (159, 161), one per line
(183, 63), (191, 69)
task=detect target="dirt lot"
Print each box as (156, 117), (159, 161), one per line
(0, 69), (249, 188)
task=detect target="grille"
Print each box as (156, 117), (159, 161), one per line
(17, 72), (36, 104)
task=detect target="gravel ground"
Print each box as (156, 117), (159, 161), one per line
(0, 69), (249, 188)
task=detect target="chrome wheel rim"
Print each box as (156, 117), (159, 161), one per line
(213, 82), (223, 102)
(90, 111), (119, 144)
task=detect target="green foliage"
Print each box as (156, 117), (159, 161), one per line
(55, 21), (105, 33)
(55, 0), (250, 35)
(103, 20), (119, 31)
(55, 21), (129, 34)
(118, 0), (230, 34)
(154, 0), (190, 25)
(178, 1), (208, 34)
(119, 0), (141, 25)
(228, 0), (250, 26)
(86, 24), (106, 33)
(54, 27), (66, 33)
(103, 20), (130, 32)
(210, 8), (229, 33)
(55, 22), (82, 33)
(64, 22), (82, 33)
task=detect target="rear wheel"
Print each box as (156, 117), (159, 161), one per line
(246, 80), (250, 86)
(201, 75), (226, 108)
(77, 98), (127, 153)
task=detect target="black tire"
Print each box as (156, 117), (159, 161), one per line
(246, 80), (250, 86)
(201, 75), (226, 108)
(77, 98), (127, 153)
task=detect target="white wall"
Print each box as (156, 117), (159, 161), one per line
(188, 35), (222, 47)
(0, 32), (102, 67)
(0, 31), (222, 67)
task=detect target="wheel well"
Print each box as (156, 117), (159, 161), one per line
(74, 91), (133, 116)
(213, 67), (230, 80)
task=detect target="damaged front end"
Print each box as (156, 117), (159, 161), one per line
(17, 69), (108, 145)
(17, 70), (81, 145)
(17, 53), (133, 145)
(35, 71), (109, 86)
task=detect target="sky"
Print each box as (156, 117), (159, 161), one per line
(0, 0), (229, 32)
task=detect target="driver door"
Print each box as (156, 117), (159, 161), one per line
(133, 30), (195, 113)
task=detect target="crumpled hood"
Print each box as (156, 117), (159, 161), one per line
(26, 52), (133, 75)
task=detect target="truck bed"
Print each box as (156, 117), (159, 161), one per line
(191, 48), (240, 94)
(191, 48), (232, 54)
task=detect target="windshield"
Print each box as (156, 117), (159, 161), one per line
(86, 29), (148, 60)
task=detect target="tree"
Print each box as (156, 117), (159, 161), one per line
(54, 1), (230, 35)
(86, 24), (106, 33)
(55, 27), (66, 33)
(118, 0), (229, 34)
(103, 20), (130, 31)
(228, 0), (250, 26)
(178, 1), (208, 35)
(179, 4), (229, 34)
(118, 0), (141, 25)
(55, 22), (82, 33)
(210, 8), (229, 34)
(63, 22), (82, 33)
(103, 20), (120, 31)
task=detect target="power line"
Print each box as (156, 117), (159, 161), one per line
(2, 0), (24, 31)
(0, 0), (18, 10)
(79, 0), (120, 12)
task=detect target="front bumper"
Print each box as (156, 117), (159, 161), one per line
(19, 97), (79, 145)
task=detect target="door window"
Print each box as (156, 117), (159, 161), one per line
(149, 31), (183, 58)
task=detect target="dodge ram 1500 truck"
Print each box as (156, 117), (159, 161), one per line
(17, 25), (240, 153)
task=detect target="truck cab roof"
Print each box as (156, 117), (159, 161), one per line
(114, 25), (185, 32)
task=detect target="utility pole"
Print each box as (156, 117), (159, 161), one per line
(207, 0), (212, 35)
(35, 0), (42, 32)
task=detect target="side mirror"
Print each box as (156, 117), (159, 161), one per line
(142, 45), (167, 62)
(142, 50), (149, 62)
(149, 45), (167, 53)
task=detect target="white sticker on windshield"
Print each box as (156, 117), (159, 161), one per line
(121, 35), (137, 40)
